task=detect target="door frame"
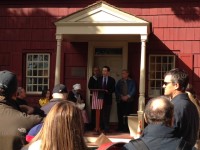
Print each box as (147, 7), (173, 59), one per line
(86, 41), (128, 120)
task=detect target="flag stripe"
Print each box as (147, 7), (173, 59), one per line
(92, 91), (103, 109)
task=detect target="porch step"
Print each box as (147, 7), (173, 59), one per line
(84, 131), (132, 149)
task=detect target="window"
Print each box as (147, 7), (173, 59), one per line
(26, 54), (50, 94)
(95, 48), (122, 55)
(148, 55), (175, 97)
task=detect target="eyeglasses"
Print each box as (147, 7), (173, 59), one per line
(163, 82), (173, 86)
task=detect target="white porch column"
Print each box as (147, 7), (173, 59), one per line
(137, 34), (147, 129)
(54, 34), (63, 86)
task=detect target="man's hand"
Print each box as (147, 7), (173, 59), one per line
(121, 95), (129, 101)
(19, 105), (34, 115)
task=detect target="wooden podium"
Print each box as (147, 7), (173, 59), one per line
(90, 89), (106, 133)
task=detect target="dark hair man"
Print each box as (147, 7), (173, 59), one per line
(163, 68), (199, 146)
(123, 96), (193, 150)
(97, 66), (115, 133)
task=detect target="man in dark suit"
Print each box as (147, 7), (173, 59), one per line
(97, 66), (115, 133)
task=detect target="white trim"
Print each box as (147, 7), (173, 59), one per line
(26, 53), (50, 94)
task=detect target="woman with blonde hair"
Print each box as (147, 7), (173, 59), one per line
(22, 101), (88, 150)
(186, 84), (200, 114)
(186, 84), (200, 149)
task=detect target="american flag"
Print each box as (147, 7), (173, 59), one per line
(91, 91), (103, 109)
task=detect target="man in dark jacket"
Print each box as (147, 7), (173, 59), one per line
(16, 87), (45, 117)
(97, 66), (115, 133)
(163, 68), (199, 146)
(123, 96), (193, 150)
(115, 69), (136, 132)
(0, 70), (42, 150)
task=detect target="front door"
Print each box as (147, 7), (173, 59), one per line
(94, 51), (122, 122)
(87, 42), (128, 123)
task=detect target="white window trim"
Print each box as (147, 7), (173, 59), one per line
(26, 53), (50, 94)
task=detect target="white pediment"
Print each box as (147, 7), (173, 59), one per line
(55, 1), (150, 36)
(55, 1), (149, 24)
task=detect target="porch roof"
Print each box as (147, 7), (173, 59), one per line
(54, 1), (150, 42)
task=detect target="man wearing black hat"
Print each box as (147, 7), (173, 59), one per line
(41, 84), (68, 114)
(0, 70), (42, 150)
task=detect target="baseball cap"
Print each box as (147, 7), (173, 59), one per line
(52, 84), (68, 93)
(0, 70), (18, 96)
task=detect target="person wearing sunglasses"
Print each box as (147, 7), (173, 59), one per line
(163, 68), (199, 147)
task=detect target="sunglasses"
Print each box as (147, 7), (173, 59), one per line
(163, 82), (173, 86)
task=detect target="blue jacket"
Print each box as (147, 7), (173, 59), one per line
(123, 124), (193, 150)
(115, 78), (136, 102)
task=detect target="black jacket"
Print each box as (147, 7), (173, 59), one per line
(97, 76), (115, 105)
(123, 124), (193, 150)
(172, 93), (199, 146)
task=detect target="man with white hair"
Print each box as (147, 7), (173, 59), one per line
(41, 84), (68, 114)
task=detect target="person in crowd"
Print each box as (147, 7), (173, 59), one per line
(186, 84), (200, 149)
(22, 101), (88, 150)
(16, 87), (45, 117)
(123, 96), (193, 150)
(163, 68), (199, 146)
(0, 70), (42, 150)
(68, 83), (89, 130)
(97, 66), (115, 133)
(88, 66), (101, 130)
(41, 84), (68, 115)
(38, 89), (51, 107)
(88, 66), (101, 89)
(115, 69), (136, 132)
(186, 84), (200, 114)
(16, 87), (28, 105)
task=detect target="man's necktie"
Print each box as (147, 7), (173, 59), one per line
(103, 77), (107, 89)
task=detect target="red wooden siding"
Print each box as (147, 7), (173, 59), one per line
(0, 1), (199, 101)
(63, 42), (88, 99)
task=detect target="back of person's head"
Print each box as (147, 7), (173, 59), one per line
(0, 70), (17, 100)
(30, 101), (87, 150)
(52, 84), (68, 99)
(164, 68), (189, 92)
(144, 96), (174, 126)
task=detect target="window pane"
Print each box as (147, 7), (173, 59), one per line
(38, 78), (43, 84)
(38, 62), (43, 68)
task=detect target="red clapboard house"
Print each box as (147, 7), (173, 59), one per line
(0, 0), (200, 123)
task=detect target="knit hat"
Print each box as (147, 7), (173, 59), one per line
(0, 70), (18, 96)
(52, 84), (68, 93)
(26, 123), (43, 142)
(73, 84), (81, 90)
